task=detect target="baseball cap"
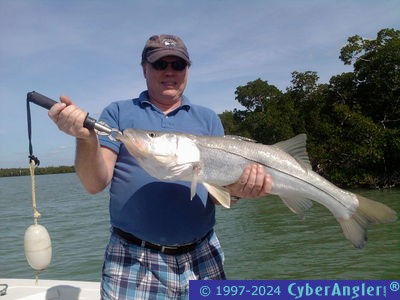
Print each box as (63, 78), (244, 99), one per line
(141, 34), (191, 65)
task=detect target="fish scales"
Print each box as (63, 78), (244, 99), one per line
(195, 135), (358, 217)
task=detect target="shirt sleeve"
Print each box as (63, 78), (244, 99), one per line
(98, 102), (121, 154)
(210, 113), (225, 136)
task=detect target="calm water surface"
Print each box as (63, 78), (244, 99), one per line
(0, 173), (399, 281)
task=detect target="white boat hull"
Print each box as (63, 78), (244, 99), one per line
(0, 278), (100, 300)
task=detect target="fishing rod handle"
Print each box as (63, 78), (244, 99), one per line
(27, 91), (96, 130)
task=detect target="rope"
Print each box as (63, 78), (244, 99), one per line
(29, 160), (41, 224)
(29, 160), (43, 284)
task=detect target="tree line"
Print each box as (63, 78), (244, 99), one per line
(219, 28), (400, 188)
(0, 166), (75, 177)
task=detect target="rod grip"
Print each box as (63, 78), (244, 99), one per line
(27, 91), (96, 130)
(27, 91), (57, 110)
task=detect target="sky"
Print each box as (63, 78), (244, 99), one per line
(0, 0), (399, 168)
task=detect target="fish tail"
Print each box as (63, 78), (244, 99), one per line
(338, 194), (397, 249)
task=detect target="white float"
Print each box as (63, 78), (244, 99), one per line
(24, 224), (52, 271)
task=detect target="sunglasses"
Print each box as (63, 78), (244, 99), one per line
(149, 59), (188, 71)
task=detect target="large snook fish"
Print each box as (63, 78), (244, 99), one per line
(117, 129), (397, 248)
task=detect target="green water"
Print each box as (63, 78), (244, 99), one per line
(0, 173), (399, 281)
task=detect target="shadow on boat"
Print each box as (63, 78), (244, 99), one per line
(46, 285), (80, 300)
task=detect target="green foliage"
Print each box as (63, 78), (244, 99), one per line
(220, 28), (400, 188)
(340, 28), (400, 126)
(0, 166), (75, 177)
(234, 78), (282, 113)
(322, 103), (385, 187)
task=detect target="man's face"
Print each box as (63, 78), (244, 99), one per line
(143, 56), (189, 106)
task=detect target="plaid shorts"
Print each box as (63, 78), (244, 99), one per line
(100, 229), (226, 300)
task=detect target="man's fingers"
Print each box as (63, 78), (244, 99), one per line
(242, 165), (272, 198)
(242, 164), (257, 195)
(60, 95), (73, 106)
(48, 102), (66, 120)
(263, 173), (273, 195)
(225, 164), (273, 199)
(47, 95), (91, 139)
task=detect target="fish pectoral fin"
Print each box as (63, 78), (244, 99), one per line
(280, 196), (313, 220)
(338, 194), (397, 249)
(190, 166), (200, 200)
(203, 183), (231, 208)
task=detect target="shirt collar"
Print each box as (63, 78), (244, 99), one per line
(138, 91), (191, 112)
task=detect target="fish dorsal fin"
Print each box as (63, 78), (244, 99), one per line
(273, 134), (312, 169)
(202, 182), (231, 208)
(223, 135), (257, 143)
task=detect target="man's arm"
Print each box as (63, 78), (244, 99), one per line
(48, 96), (116, 194)
(75, 137), (116, 194)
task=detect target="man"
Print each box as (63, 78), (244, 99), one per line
(49, 34), (272, 299)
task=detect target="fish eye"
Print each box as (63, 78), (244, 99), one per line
(148, 132), (157, 138)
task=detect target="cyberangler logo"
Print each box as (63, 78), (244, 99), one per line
(162, 38), (177, 47)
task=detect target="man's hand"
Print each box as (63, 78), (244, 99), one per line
(48, 95), (93, 140)
(226, 164), (272, 199)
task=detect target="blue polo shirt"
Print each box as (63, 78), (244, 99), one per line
(98, 91), (224, 245)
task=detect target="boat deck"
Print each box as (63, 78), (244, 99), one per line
(0, 278), (100, 300)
